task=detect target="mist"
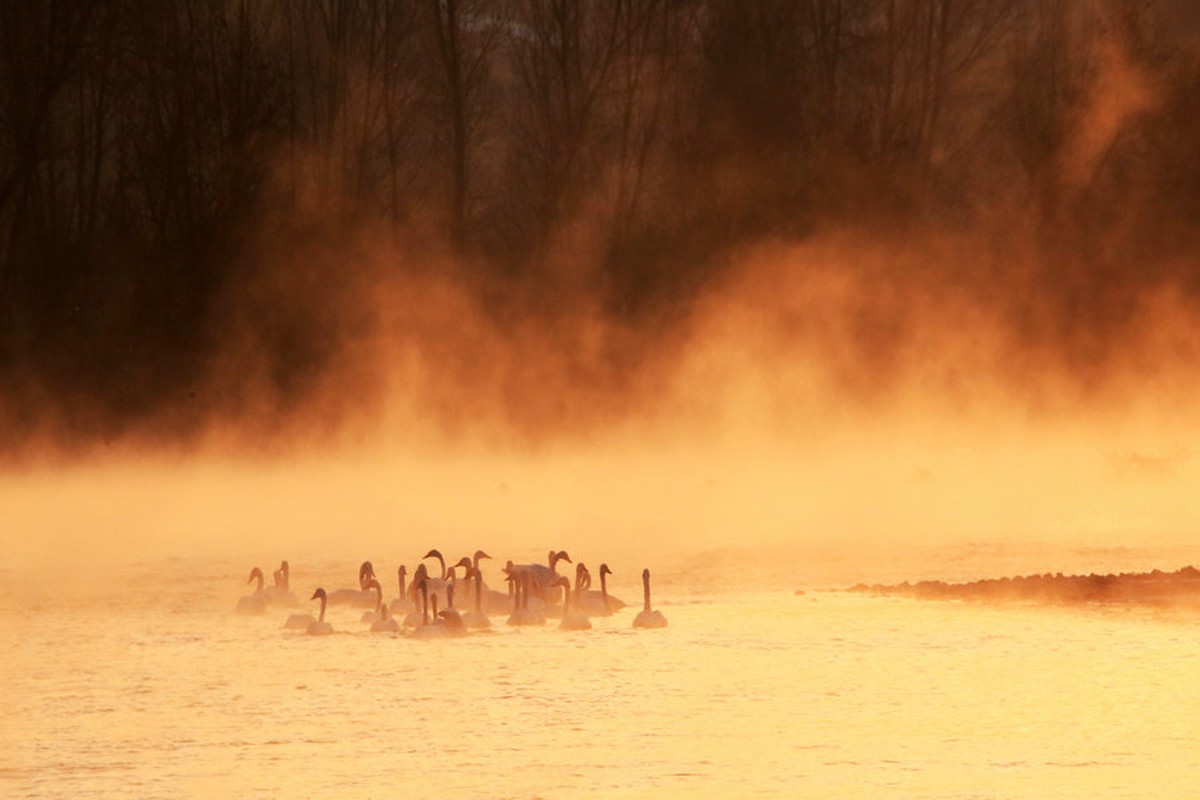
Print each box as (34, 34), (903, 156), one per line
(2, 0), (1200, 583)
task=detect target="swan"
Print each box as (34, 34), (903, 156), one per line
(402, 564), (432, 627)
(389, 566), (414, 616)
(360, 578), (385, 623)
(283, 608), (316, 629)
(236, 567), (267, 615)
(506, 571), (546, 626)
(461, 566), (491, 629)
(306, 588), (334, 635)
(456, 550), (506, 613)
(423, 549), (448, 580)
(265, 560), (298, 607)
(523, 550), (572, 606)
(412, 579), (450, 639)
(328, 561), (378, 607)
(370, 603), (400, 633)
(415, 553), (450, 609)
(633, 568), (667, 629)
(577, 563), (625, 616)
(435, 583), (468, 636)
(555, 576), (592, 631)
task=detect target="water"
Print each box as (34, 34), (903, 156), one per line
(4, 552), (1200, 799)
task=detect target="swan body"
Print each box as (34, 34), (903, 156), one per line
(556, 576), (592, 631)
(370, 604), (400, 633)
(236, 567), (267, 615)
(328, 561), (378, 607)
(264, 560), (298, 607)
(577, 563), (625, 615)
(360, 578), (385, 623)
(283, 611), (316, 629)
(412, 579), (452, 639)
(506, 572), (546, 626)
(633, 568), (667, 629)
(461, 566), (491, 629)
(306, 588), (334, 635)
(519, 550), (571, 607)
(389, 566), (414, 616)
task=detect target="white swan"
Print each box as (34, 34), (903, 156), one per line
(328, 561), (378, 607)
(555, 576), (592, 631)
(370, 603), (400, 633)
(389, 566), (414, 616)
(524, 550), (572, 607)
(283, 609), (316, 629)
(415, 552), (450, 609)
(506, 571), (546, 626)
(461, 566), (491, 629)
(306, 588), (334, 635)
(264, 560), (298, 607)
(236, 567), (267, 615)
(360, 578), (385, 623)
(412, 579), (450, 639)
(402, 564), (432, 627)
(435, 583), (468, 637)
(577, 563), (625, 616)
(633, 568), (667, 629)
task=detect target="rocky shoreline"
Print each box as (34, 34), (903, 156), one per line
(848, 566), (1200, 605)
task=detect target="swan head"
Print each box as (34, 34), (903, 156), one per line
(556, 550), (572, 564)
(423, 549), (443, 562)
(398, 564), (407, 577)
(600, 563), (612, 577)
(642, 568), (651, 581)
(310, 588), (327, 601)
(247, 567), (264, 584)
(474, 550), (491, 562)
(413, 563), (429, 581)
(454, 556), (472, 571)
(359, 561), (375, 587)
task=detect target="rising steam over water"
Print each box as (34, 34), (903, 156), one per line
(4, 3), (1200, 796)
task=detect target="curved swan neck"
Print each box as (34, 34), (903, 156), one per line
(642, 569), (651, 612)
(426, 551), (446, 580)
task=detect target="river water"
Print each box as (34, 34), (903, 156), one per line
(3, 546), (1199, 799)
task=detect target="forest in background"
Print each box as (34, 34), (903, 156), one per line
(1, 0), (1199, 453)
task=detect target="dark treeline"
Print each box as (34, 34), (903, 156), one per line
(1, 0), (1199, 449)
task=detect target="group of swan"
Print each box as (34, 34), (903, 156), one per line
(238, 550), (667, 636)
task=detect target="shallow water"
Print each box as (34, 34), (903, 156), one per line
(4, 552), (1200, 799)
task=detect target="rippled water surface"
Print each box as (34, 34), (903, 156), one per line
(5, 552), (1200, 798)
